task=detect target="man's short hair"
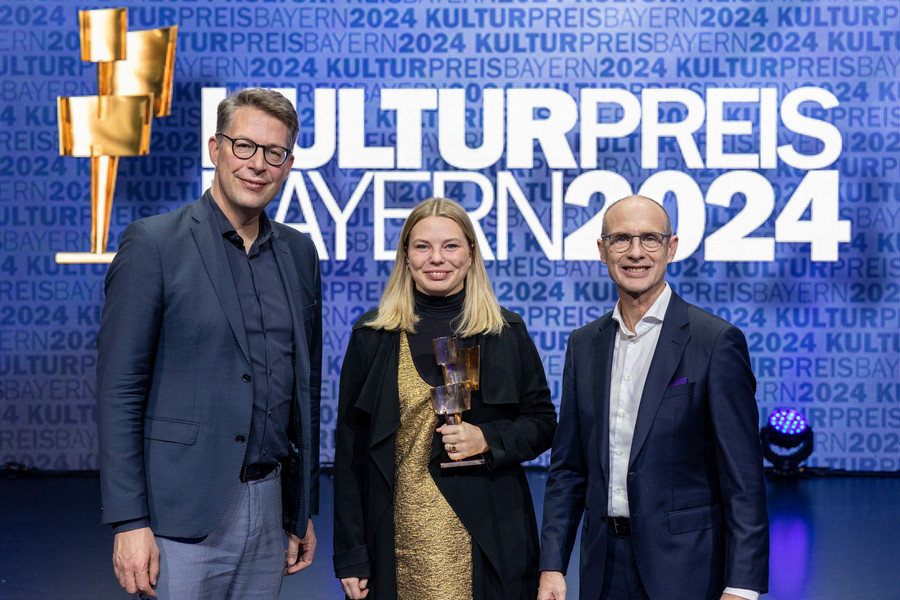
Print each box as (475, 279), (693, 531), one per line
(215, 88), (299, 150)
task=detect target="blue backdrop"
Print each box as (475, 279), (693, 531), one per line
(1, 0), (899, 471)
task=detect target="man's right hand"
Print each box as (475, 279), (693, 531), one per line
(538, 570), (567, 600)
(112, 527), (159, 597)
(340, 576), (370, 599)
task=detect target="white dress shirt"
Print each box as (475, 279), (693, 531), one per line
(605, 284), (757, 600)
(607, 285), (670, 518)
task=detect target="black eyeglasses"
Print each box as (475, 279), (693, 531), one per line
(601, 232), (671, 252)
(217, 134), (291, 166)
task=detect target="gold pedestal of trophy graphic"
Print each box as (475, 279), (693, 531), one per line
(56, 8), (176, 264)
(431, 336), (484, 468)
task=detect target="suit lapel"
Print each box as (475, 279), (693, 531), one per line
(594, 314), (617, 480)
(629, 293), (691, 466)
(270, 230), (301, 333)
(190, 197), (251, 365)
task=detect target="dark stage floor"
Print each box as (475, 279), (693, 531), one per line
(1, 469), (899, 599)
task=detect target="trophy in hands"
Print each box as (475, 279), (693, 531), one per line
(431, 336), (484, 468)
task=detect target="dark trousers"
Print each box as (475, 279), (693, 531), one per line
(600, 529), (651, 600)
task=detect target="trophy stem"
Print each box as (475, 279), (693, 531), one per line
(90, 155), (118, 254)
(431, 340), (484, 469)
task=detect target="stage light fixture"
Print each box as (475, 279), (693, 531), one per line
(761, 408), (814, 476)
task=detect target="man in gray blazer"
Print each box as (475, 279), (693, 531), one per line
(98, 88), (321, 599)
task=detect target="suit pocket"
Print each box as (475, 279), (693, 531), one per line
(667, 504), (723, 534)
(663, 381), (694, 399)
(143, 417), (199, 445)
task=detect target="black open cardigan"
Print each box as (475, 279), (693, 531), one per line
(333, 307), (557, 599)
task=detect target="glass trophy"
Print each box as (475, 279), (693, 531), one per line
(431, 336), (484, 468)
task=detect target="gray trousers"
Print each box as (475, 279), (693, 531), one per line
(148, 468), (285, 600)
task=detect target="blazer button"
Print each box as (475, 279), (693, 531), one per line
(242, 374), (252, 383)
(235, 435), (246, 443)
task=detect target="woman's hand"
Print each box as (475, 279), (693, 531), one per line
(437, 421), (490, 460)
(340, 576), (369, 599)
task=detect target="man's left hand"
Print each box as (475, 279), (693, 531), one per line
(285, 519), (316, 575)
(721, 594), (751, 600)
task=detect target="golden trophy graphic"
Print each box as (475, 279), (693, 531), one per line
(56, 8), (177, 264)
(431, 336), (484, 468)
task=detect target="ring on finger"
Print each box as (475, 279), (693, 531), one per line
(449, 444), (457, 453)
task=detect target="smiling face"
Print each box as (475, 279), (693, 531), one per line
(598, 196), (678, 307)
(208, 106), (294, 224)
(406, 216), (473, 297)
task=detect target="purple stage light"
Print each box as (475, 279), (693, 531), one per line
(762, 408), (814, 476)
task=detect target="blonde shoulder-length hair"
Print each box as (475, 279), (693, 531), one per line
(365, 197), (506, 336)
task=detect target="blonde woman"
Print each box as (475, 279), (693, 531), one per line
(333, 198), (557, 600)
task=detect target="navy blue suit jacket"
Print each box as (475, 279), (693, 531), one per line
(97, 192), (321, 539)
(540, 291), (768, 600)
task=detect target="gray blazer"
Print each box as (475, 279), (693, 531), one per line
(97, 192), (321, 538)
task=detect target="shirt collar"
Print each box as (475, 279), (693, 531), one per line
(612, 283), (672, 336)
(206, 194), (273, 251)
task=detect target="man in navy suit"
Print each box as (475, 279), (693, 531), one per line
(97, 88), (321, 599)
(538, 195), (768, 600)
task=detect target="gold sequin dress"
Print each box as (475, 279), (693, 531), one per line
(393, 333), (473, 600)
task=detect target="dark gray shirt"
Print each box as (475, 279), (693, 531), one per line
(211, 197), (294, 468)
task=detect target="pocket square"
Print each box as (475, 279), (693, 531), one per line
(668, 377), (688, 387)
